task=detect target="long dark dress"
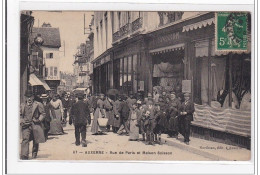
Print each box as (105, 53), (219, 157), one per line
(49, 99), (64, 135)
(129, 109), (141, 140)
(168, 98), (181, 133)
(91, 99), (106, 134)
(103, 98), (114, 126)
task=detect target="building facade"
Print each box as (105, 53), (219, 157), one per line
(92, 11), (188, 96)
(73, 43), (91, 89)
(20, 11), (34, 103)
(32, 23), (62, 93)
(92, 11), (252, 148)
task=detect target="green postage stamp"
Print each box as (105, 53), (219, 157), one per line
(216, 12), (248, 51)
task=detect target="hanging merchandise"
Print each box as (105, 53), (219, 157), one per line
(153, 62), (182, 78)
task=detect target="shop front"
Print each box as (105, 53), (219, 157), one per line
(182, 12), (251, 148)
(93, 52), (112, 94)
(112, 36), (145, 96)
(147, 25), (188, 97)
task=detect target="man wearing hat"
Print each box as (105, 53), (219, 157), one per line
(70, 93), (91, 147)
(168, 91), (181, 138)
(117, 95), (130, 135)
(20, 90), (46, 160)
(41, 94), (52, 140)
(179, 93), (195, 145)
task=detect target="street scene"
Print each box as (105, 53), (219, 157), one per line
(20, 11), (251, 161)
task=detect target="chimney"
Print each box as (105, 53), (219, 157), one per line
(42, 22), (52, 27)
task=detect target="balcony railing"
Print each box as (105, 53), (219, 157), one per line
(132, 17), (143, 32)
(112, 17), (143, 42)
(113, 31), (121, 42)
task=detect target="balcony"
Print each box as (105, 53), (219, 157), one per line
(112, 17), (143, 42)
(132, 17), (143, 32)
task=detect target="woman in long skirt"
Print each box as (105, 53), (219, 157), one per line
(129, 102), (141, 141)
(103, 95), (115, 132)
(91, 94), (107, 134)
(49, 94), (64, 135)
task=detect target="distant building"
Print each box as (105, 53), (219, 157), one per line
(31, 23), (62, 93)
(58, 72), (77, 93)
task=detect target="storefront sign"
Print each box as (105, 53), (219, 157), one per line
(150, 32), (181, 49)
(182, 80), (191, 93)
(45, 76), (59, 80)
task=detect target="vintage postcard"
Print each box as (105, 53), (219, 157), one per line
(19, 10), (252, 162)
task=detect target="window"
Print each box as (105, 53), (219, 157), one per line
(127, 11), (131, 23)
(46, 53), (53, 59)
(105, 13), (108, 50)
(96, 26), (99, 49)
(54, 67), (58, 76)
(100, 20), (103, 51)
(120, 58), (123, 87)
(45, 68), (48, 77)
(118, 12), (121, 29)
(50, 67), (53, 76)
(32, 55), (38, 68)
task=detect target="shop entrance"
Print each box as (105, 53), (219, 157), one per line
(151, 49), (184, 94)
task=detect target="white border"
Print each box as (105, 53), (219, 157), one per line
(6, 0), (256, 174)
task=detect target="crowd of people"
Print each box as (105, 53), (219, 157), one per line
(20, 88), (195, 160)
(85, 91), (195, 146)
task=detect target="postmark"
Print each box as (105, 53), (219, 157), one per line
(216, 12), (248, 51)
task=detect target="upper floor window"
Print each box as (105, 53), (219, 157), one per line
(54, 67), (58, 76)
(45, 67), (48, 77)
(158, 12), (183, 26)
(118, 12), (121, 29)
(50, 66), (53, 76)
(46, 53), (53, 59)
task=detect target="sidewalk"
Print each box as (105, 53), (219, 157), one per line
(161, 134), (251, 161)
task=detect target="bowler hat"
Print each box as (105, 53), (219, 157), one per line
(24, 90), (33, 97)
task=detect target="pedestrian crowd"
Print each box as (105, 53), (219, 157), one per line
(20, 88), (195, 160)
(88, 91), (194, 146)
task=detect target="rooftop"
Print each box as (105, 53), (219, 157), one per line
(32, 27), (61, 48)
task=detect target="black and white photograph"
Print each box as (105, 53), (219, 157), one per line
(18, 10), (253, 161)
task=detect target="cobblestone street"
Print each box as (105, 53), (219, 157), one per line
(33, 124), (211, 161)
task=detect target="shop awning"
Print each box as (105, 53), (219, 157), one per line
(29, 74), (43, 86)
(40, 78), (51, 91)
(182, 18), (215, 32)
(29, 73), (51, 90)
(149, 43), (185, 55)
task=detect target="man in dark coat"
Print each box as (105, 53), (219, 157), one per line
(117, 95), (130, 135)
(20, 90), (46, 160)
(70, 93), (91, 147)
(41, 94), (52, 140)
(167, 92), (181, 138)
(179, 93), (195, 145)
(62, 93), (71, 123)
